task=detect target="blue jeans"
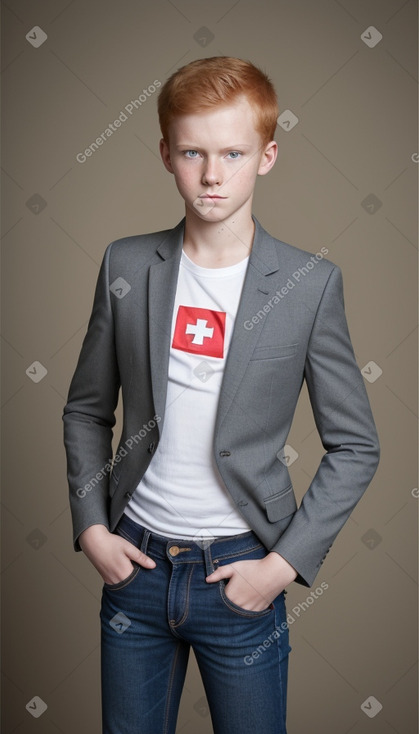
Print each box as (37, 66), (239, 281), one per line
(100, 513), (291, 734)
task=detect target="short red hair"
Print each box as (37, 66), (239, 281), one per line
(157, 56), (279, 147)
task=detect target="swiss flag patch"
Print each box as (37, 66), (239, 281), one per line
(172, 305), (226, 358)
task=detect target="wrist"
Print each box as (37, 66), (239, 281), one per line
(265, 551), (298, 585)
(79, 523), (110, 551)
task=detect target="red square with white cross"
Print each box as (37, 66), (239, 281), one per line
(172, 305), (226, 358)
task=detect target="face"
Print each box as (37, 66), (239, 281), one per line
(159, 95), (277, 225)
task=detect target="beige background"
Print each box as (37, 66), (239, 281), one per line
(1, 0), (418, 732)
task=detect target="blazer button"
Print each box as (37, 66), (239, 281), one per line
(219, 450), (231, 457)
(124, 491), (133, 499)
(148, 442), (156, 454)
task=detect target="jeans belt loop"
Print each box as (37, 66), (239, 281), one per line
(140, 528), (151, 555)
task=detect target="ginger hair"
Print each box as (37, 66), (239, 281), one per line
(157, 56), (279, 147)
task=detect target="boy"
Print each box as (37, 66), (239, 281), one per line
(63, 57), (380, 734)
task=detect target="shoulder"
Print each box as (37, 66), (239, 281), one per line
(276, 237), (333, 270)
(98, 217), (185, 270)
(105, 225), (176, 261)
(253, 217), (339, 287)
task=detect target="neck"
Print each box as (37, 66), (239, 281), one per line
(182, 209), (255, 268)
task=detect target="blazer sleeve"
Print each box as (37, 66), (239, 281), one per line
(62, 243), (120, 551)
(272, 264), (380, 586)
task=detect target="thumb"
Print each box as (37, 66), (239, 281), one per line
(206, 564), (233, 583)
(126, 544), (156, 569)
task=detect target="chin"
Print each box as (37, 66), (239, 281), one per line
(198, 211), (231, 223)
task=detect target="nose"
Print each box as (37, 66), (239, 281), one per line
(202, 156), (222, 186)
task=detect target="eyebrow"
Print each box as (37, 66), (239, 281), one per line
(175, 143), (253, 150)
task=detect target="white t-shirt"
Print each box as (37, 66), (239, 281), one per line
(124, 249), (252, 539)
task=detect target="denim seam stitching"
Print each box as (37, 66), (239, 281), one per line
(163, 643), (182, 734)
(212, 542), (263, 562)
(171, 564), (195, 628)
(219, 582), (274, 618)
(103, 563), (141, 591)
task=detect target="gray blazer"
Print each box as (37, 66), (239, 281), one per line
(62, 216), (380, 587)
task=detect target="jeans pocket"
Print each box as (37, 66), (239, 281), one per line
(103, 561), (141, 592)
(218, 579), (274, 618)
(214, 541), (275, 618)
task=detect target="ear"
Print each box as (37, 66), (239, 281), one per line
(159, 138), (174, 173)
(257, 140), (278, 176)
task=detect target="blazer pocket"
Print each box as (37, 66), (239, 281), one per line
(250, 344), (298, 361)
(264, 486), (297, 522)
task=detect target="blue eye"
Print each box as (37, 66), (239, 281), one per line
(227, 151), (241, 159)
(185, 150), (199, 158)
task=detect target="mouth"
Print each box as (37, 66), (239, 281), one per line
(199, 194), (227, 199)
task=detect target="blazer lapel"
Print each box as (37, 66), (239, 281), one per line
(148, 218), (185, 425)
(214, 216), (280, 433)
